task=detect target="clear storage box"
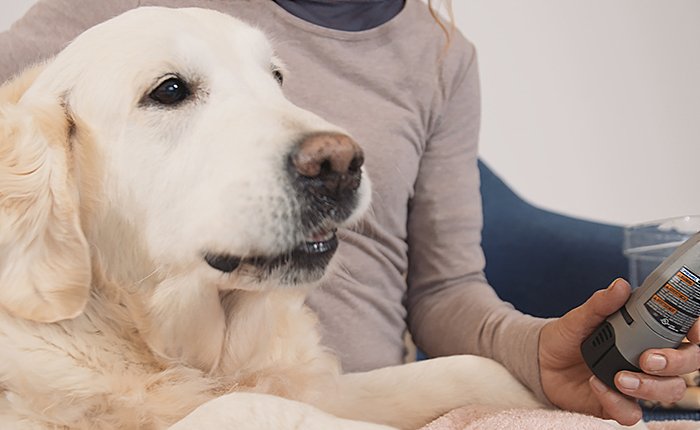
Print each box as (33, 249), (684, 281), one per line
(624, 216), (700, 288)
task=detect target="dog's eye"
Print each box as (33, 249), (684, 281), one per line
(149, 77), (191, 105)
(272, 69), (284, 86)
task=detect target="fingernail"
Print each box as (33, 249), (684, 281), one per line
(589, 376), (608, 393)
(646, 353), (667, 371)
(607, 278), (623, 293)
(618, 374), (640, 390)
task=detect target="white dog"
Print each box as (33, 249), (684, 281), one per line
(0, 7), (542, 430)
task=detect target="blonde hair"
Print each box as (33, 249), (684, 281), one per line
(427, 0), (455, 46)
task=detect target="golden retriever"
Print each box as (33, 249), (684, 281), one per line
(0, 7), (541, 429)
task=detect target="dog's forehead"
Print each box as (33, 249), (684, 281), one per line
(26, 7), (277, 102)
(57, 7), (274, 78)
(20, 6), (282, 126)
(100, 7), (273, 60)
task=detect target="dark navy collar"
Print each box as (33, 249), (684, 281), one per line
(271, 0), (405, 31)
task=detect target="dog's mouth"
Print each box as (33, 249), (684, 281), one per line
(204, 227), (339, 279)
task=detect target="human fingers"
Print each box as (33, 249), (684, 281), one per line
(686, 320), (700, 344)
(559, 279), (631, 340)
(588, 376), (643, 426)
(638, 343), (700, 376)
(614, 371), (686, 404)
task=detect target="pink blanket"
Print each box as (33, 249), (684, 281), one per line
(419, 406), (699, 430)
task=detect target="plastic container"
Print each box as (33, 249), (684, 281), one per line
(624, 215), (700, 288)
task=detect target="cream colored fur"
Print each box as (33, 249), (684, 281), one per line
(0, 7), (543, 430)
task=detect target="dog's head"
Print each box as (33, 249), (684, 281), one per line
(0, 7), (370, 324)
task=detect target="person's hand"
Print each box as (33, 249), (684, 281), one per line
(538, 278), (700, 425)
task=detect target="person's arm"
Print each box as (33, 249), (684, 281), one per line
(0, 0), (138, 82)
(405, 35), (549, 401)
(405, 33), (700, 425)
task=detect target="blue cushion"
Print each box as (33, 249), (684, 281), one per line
(478, 160), (629, 317)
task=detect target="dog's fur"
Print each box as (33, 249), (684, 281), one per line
(0, 8), (542, 430)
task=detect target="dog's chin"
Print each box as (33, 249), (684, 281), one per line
(204, 230), (338, 286)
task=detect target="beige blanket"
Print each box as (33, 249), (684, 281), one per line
(418, 405), (699, 430)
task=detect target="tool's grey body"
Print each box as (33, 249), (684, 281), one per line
(582, 232), (700, 389)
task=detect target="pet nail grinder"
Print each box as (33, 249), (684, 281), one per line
(581, 231), (700, 390)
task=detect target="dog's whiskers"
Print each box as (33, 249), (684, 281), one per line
(133, 266), (162, 287)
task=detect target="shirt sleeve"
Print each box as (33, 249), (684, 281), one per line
(0, 0), (139, 83)
(405, 37), (550, 402)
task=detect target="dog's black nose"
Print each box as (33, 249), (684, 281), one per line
(290, 132), (364, 198)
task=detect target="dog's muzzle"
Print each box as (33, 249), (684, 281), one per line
(204, 132), (364, 281)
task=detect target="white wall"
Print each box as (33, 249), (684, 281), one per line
(452, 1), (700, 225)
(0, 0), (34, 30)
(3, 1), (699, 225)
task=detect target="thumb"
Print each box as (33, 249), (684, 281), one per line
(560, 278), (632, 340)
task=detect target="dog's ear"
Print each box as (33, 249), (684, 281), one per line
(0, 73), (91, 323)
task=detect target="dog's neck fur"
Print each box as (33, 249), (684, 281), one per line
(1, 223), (339, 428)
(88, 237), (340, 387)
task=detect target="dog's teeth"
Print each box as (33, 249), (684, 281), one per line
(309, 241), (330, 253)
